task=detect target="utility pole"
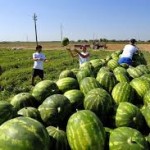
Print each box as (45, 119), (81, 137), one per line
(33, 13), (38, 46)
(60, 24), (63, 41)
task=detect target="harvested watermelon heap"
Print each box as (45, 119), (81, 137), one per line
(1, 50), (150, 150)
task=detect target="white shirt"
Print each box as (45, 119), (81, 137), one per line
(33, 52), (46, 70)
(79, 52), (89, 65)
(120, 44), (138, 59)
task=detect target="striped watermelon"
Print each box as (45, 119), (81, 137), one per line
(76, 67), (95, 83)
(38, 94), (71, 126)
(141, 106), (150, 128)
(111, 82), (134, 104)
(90, 59), (105, 74)
(115, 102), (144, 130)
(84, 88), (113, 122)
(80, 77), (101, 95)
(0, 101), (16, 125)
(111, 52), (119, 60)
(66, 110), (106, 150)
(140, 73), (150, 82)
(10, 92), (38, 111)
(46, 126), (70, 150)
(0, 117), (50, 150)
(97, 66), (111, 75)
(64, 89), (84, 111)
(136, 65), (150, 74)
(105, 55), (112, 62)
(143, 90), (150, 106)
(32, 80), (59, 103)
(113, 66), (127, 75)
(127, 66), (144, 78)
(56, 77), (79, 93)
(114, 72), (130, 83)
(71, 68), (79, 75)
(80, 61), (94, 70)
(130, 78), (150, 101)
(109, 127), (148, 150)
(17, 107), (42, 122)
(96, 71), (117, 93)
(59, 69), (76, 79)
(107, 59), (119, 70)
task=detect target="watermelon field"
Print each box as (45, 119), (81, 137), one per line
(1, 42), (150, 149)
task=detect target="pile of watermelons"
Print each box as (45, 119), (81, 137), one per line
(1, 50), (150, 150)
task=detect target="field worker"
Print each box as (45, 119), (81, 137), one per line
(118, 39), (139, 65)
(31, 45), (47, 86)
(67, 45), (90, 66)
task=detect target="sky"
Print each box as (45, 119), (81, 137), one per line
(0, 0), (150, 41)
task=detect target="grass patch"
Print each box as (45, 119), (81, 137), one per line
(1, 48), (150, 101)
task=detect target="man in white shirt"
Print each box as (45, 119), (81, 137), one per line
(118, 39), (138, 65)
(31, 45), (47, 86)
(67, 45), (90, 67)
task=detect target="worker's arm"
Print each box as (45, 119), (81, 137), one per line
(66, 48), (78, 57)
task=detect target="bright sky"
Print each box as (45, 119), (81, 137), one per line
(0, 0), (149, 41)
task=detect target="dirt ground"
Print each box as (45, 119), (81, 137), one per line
(0, 42), (150, 52)
(106, 43), (150, 52)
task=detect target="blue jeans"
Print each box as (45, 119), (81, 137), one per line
(118, 57), (132, 65)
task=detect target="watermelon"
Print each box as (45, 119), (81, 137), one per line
(0, 101), (16, 125)
(130, 78), (150, 101)
(141, 106), (150, 128)
(96, 71), (117, 93)
(62, 37), (69, 46)
(140, 73), (150, 82)
(143, 90), (150, 106)
(90, 59), (105, 74)
(59, 69), (76, 79)
(38, 94), (71, 126)
(96, 66), (111, 76)
(76, 67), (94, 83)
(0, 117), (50, 150)
(127, 66), (144, 78)
(64, 89), (84, 111)
(56, 77), (79, 93)
(115, 102), (144, 130)
(111, 52), (119, 60)
(107, 59), (119, 70)
(71, 68), (79, 75)
(136, 65), (150, 74)
(114, 72), (130, 83)
(109, 127), (148, 150)
(113, 66), (127, 75)
(112, 82), (135, 104)
(46, 126), (70, 150)
(84, 88), (113, 122)
(66, 110), (106, 150)
(10, 92), (38, 111)
(32, 80), (59, 103)
(17, 107), (42, 122)
(80, 77), (101, 95)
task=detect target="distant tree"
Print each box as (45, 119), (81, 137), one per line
(100, 38), (108, 42)
(77, 40), (81, 42)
